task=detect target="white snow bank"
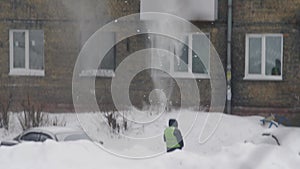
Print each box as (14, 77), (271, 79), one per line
(0, 139), (299, 169)
(0, 111), (300, 169)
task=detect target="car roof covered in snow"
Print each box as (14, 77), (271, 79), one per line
(25, 126), (85, 135)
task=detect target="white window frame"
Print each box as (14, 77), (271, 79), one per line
(151, 33), (210, 79)
(244, 33), (283, 81)
(9, 29), (45, 76)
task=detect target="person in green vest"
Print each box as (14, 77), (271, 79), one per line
(163, 119), (184, 152)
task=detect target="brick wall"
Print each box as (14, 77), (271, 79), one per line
(1, 0), (299, 116)
(0, 0), (227, 113)
(0, 0), (140, 112)
(0, 0), (76, 112)
(231, 0), (300, 115)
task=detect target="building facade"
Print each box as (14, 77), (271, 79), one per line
(231, 0), (300, 119)
(0, 0), (299, 121)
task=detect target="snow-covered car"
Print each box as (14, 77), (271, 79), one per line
(0, 126), (91, 146)
(245, 132), (281, 146)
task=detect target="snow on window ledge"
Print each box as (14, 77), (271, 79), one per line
(151, 70), (210, 79)
(9, 69), (45, 77)
(243, 75), (282, 81)
(80, 69), (115, 77)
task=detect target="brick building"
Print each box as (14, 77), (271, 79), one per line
(0, 0), (299, 121)
(231, 0), (300, 118)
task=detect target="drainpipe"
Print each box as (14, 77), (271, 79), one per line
(226, 0), (233, 114)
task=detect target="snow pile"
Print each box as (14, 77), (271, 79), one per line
(0, 141), (202, 169)
(0, 138), (299, 169)
(0, 111), (300, 169)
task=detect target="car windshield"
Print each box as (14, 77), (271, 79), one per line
(56, 133), (91, 141)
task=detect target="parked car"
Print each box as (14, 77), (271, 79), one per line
(244, 132), (281, 146)
(0, 126), (92, 146)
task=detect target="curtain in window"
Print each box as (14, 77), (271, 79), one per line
(249, 37), (262, 74)
(174, 37), (188, 72)
(13, 32), (26, 68)
(29, 30), (44, 70)
(265, 36), (282, 76)
(152, 35), (171, 71)
(192, 34), (209, 74)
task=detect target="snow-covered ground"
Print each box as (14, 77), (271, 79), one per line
(0, 111), (300, 169)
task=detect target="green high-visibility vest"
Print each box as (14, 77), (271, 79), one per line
(164, 127), (180, 149)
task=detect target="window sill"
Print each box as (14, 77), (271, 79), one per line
(9, 69), (45, 77)
(80, 69), (115, 78)
(151, 71), (210, 79)
(243, 75), (282, 81)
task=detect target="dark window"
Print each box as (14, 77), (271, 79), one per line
(79, 32), (116, 77)
(99, 45), (116, 70)
(39, 133), (53, 142)
(20, 132), (40, 142)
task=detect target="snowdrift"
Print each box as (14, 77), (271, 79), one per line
(0, 112), (300, 169)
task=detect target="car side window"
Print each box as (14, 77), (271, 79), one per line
(20, 132), (40, 142)
(39, 133), (53, 142)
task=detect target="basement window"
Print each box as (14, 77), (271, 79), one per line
(9, 29), (45, 76)
(244, 34), (283, 81)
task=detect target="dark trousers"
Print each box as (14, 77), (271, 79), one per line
(166, 147), (182, 153)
